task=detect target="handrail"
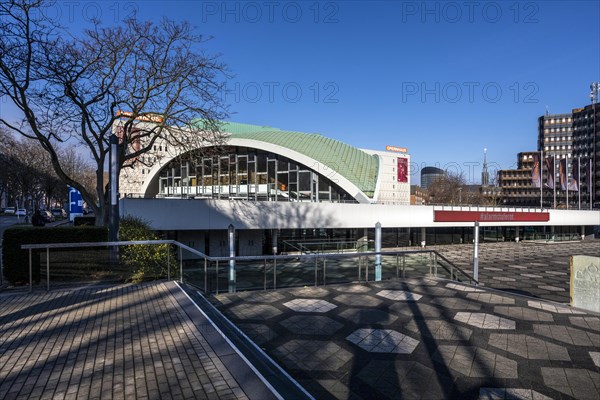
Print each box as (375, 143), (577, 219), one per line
(20, 240), (476, 292)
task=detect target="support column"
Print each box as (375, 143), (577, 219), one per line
(515, 226), (520, 242)
(109, 134), (119, 243)
(228, 224), (236, 293)
(473, 222), (479, 284)
(420, 227), (426, 247)
(375, 222), (382, 281)
(272, 229), (278, 255)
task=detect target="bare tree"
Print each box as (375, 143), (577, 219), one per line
(0, 0), (228, 225)
(427, 171), (485, 205)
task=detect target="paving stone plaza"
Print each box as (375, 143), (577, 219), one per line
(0, 240), (598, 399)
(211, 241), (600, 399)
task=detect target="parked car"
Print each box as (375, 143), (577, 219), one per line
(4, 207), (16, 215)
(15, 208), (27, 216)
(40, 210), (55, 223)
(51, 208), (67, 218)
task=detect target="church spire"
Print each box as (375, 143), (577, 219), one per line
(481, 148), (489, 186)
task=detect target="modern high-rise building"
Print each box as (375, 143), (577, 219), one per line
(537, 112), (574, 208)
(420, 166), (445, 190)
(536, 96), (599, 209)
(572, 100), (599, 209)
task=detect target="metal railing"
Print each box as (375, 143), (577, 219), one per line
(522, 232), (583, 242)
(21, 240), (477, 293)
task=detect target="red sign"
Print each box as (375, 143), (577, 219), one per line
(397, 158), (408, 183)
(434, 211), (550, 223)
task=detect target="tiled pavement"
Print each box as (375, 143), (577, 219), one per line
(1, 241), (597, 399)
(211, 278), (600, 400)
(429, 241), (599, 303)
(0, 282), (280, 400)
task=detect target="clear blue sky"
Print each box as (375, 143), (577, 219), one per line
(2, 1), (599, 184)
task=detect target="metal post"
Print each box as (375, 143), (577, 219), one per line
(167, 245), (171, 281)
(396, 254), (399, 278)
(216, 260), (219, 295)
(314, 256), (318, 287)
(228, 224), (235, 293)
(109, 134), (120, 263)
(204, 258), (207, 292)
(179, 246), (183, 283)
(375, 222), (382, 281)
(473, 221), (480, 284)
(29, 249), (32, 293)
(273, 258), (277, 289)
(358, 256), (361, 283)
(264, 259), (267, 291)
(323, 258), (326, 286)
(402, 254), (406, 278)
(46, 248), (50, 291)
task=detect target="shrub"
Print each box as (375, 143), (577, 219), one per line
(119, 216), (175, 282)
(2, 226), (108, 284)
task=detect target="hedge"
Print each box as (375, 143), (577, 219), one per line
(2, 226), (108, 284)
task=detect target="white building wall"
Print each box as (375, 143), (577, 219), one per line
(362, 149), (410, 205)
(121, 199), (600, 231)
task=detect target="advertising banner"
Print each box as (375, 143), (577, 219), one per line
(397, 157), (408, 183)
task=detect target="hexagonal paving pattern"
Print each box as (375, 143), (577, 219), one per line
(279, 315), (343, 336)
(237, 323), (278, 345)
(282, 298), (337, 313)
(333, 294), (383, 307)
(338, 308), (398, 325)
(454, 312), (516, 330)
(346, 328), (419, 354)
(406, 319), (472, 341)
(465, 293), (515, 304)
(541, 368), (600, 399)
(492, 306), (554, 322)
(227, 303), (282, 320)
(288, 286), (329, 298)
(357, 360), (450, 399)
(488, 333), (570, 361)
(236, 291), (286, 303)
(273, 340), (352, 371)
(433, 345), (518, 379)
(376, 290), (422, 301)
(431, 297), (482, 310)
(527, 301), (586, 314)
(390, 302), (444, 318)
(446, 282), (485, 292)
(569, 316), (600, 331)
(533, 324), (600, 346)
(478, 388), (553, 400)
(334, 284), (371, 293)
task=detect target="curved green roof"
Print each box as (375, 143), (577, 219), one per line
(218, 122), (379, 197)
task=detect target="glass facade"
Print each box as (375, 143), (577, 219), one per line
(158, 146), (357, 202)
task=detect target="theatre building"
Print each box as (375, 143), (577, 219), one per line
(117, 120), (599, 256)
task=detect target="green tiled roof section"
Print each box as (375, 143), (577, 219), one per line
(230, 130), (378, 196)
(191, 119), (280, 135)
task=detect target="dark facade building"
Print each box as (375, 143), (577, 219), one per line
(420, 166), (445, 190)
(498, 152), (541, 207)
(572, 102), (599, 209)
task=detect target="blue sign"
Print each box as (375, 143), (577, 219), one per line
(69, 187), (83, 214)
